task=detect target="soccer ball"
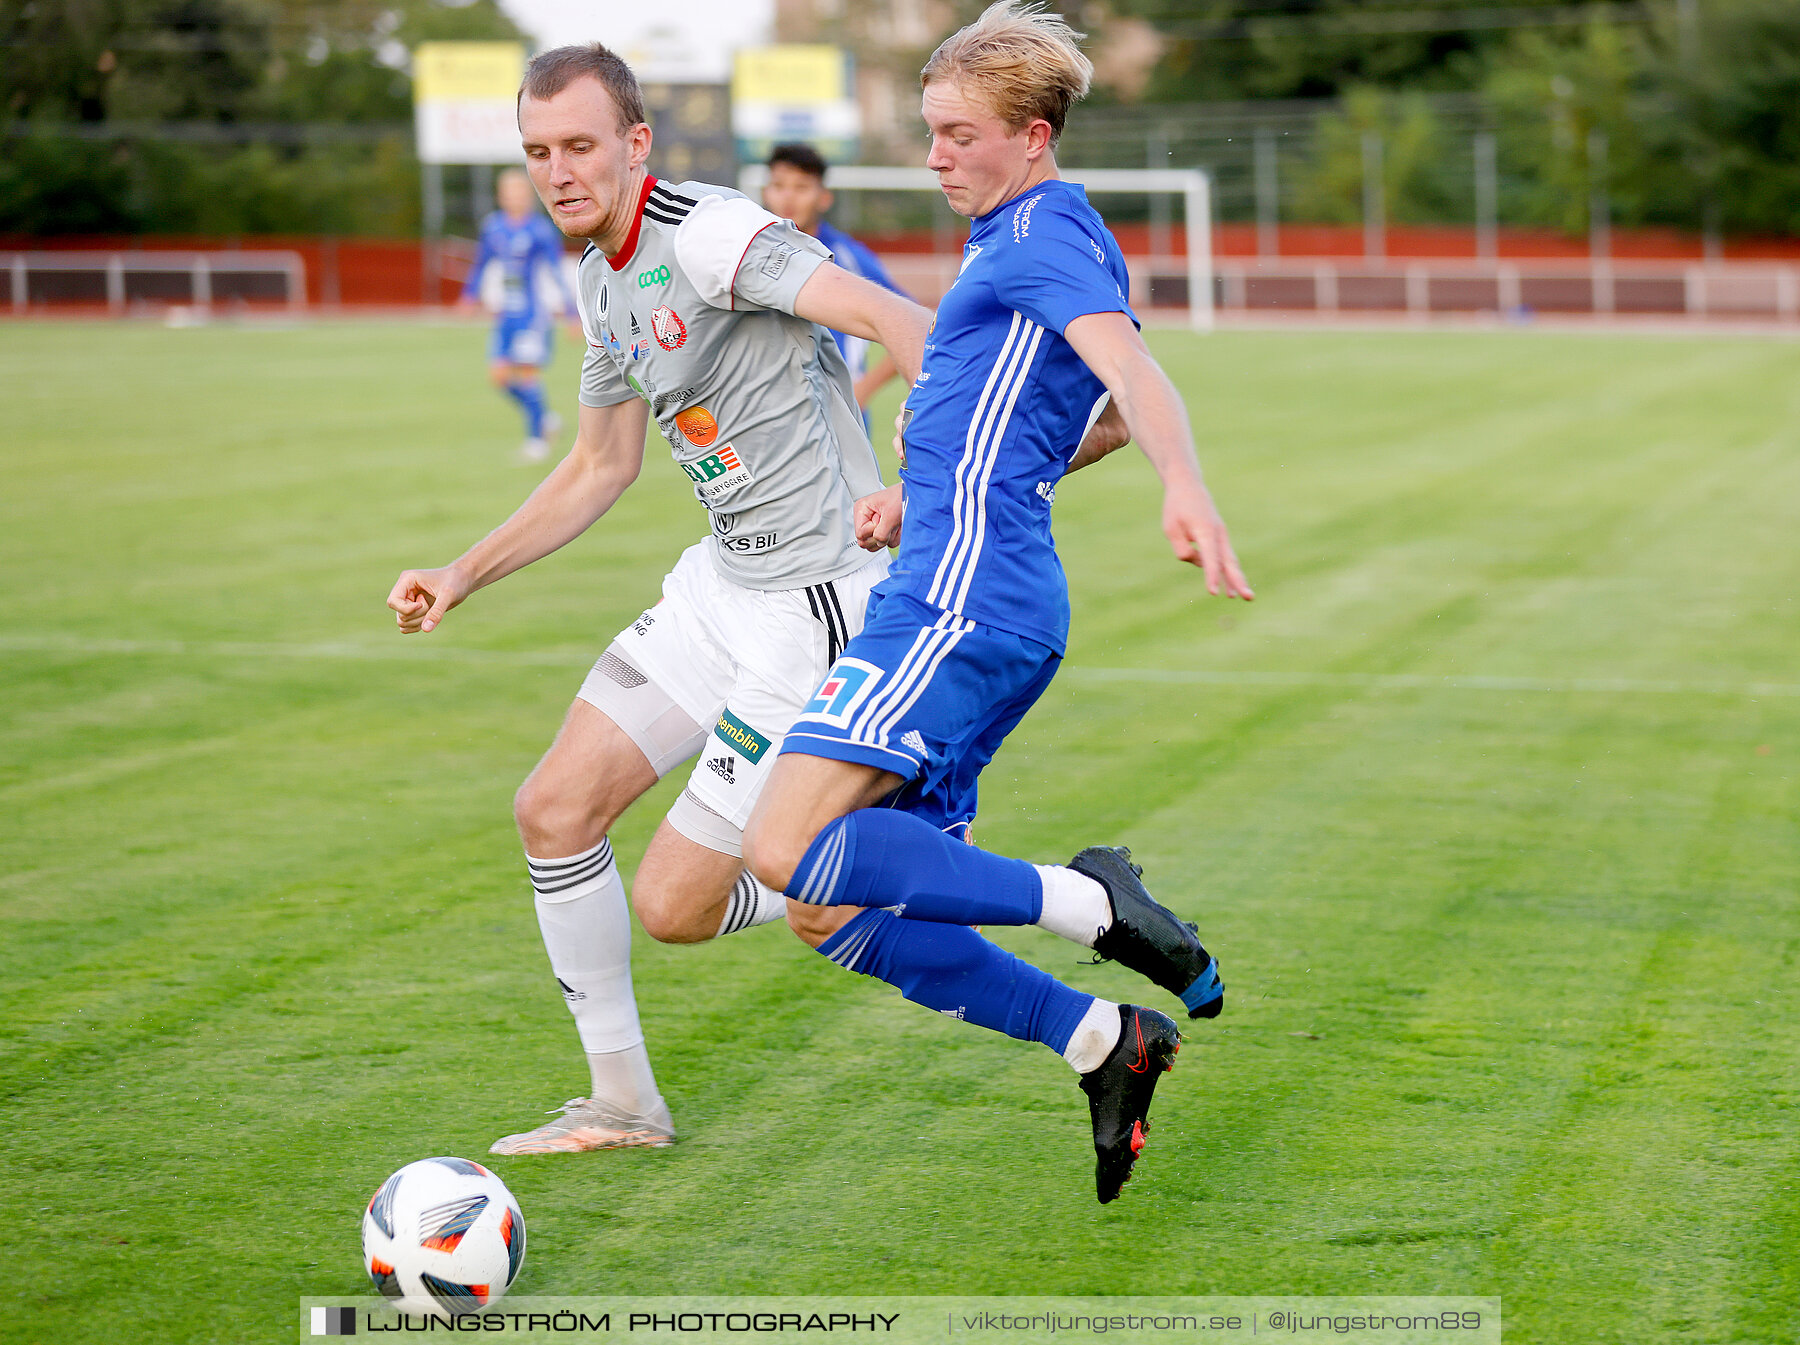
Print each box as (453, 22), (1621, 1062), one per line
(361, 1157), (526, 1317)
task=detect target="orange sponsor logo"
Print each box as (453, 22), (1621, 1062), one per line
(674, 406), (717, 447)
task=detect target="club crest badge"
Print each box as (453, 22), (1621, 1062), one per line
(651, 305), (687, 350)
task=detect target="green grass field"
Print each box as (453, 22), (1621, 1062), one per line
(3, 318), (1797, 1344)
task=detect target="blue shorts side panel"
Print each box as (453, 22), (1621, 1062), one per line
(489, 316), (552, 367)
(782, 592), (1060, 831)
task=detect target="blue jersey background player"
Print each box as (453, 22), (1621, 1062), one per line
(742, 1), (1254, 1204)
(458, 167), (578, 462)
(761, 143), (910, 423)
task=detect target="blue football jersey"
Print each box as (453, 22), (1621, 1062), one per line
(890, 179), (1136, 653)
(462, 210), (574, 324)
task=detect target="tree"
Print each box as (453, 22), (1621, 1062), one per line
(1642, 0), (1800, 234)
(1123, 0), (1600, 103)
(0, 0), (521, 234)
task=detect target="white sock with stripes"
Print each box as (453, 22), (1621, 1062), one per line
(714, 869), (789, 938)
(527, 839), (665, 1118)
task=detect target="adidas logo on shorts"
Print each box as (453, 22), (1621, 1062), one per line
(901, 730), (927, 755)
(706, 756), (737, 783)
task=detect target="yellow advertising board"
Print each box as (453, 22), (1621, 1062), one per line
(413, 41), (527, 164)
(731, 45), (859, 163)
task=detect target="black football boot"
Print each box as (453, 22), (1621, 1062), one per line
(1069, 845), (1224, 1019)
(1080, 1004), (1181, 1203)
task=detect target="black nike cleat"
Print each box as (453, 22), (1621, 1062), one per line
(1070, 845), (1225, 1019)
(1081, 1004), (1181, 1203)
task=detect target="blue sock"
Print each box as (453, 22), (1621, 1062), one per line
(788, 809), (1043, 926)
(818, 909), (1092, 1052)
(506, 380), (547, 437)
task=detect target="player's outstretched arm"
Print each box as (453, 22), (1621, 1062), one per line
(1063, 311), (1253, 600)
(791, 263), (933, 386)
(387, 399), (650, 634)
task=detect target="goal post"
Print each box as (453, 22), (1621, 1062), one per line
(736, 164), (1214, 332)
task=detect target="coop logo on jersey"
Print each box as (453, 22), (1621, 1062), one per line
(714, 708), (770, 763)
(651, 305), (687, 350)
(798, 659), (883, 728)
(680, 444), (753, 500)
(637, 265), (671, 289)
(674, 406), (718, 447)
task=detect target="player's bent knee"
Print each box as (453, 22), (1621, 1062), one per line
(739, 819), (801, 896)
(783, 898), (854, 950)
(633, 890), (709, 945)
(513, 772), (611, 855)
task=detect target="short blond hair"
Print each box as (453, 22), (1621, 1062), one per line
(921, 1), (1093, 145)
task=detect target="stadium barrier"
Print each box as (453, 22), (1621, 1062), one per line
(1205, 258), (1800, 319)
(7, 230), (1800, 323)
(873, 254), (1800, 321)
(6, 250), (306, 312)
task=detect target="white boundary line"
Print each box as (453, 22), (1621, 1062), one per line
(5, 634), (1796, 699)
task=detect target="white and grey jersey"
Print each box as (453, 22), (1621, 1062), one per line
(576, 177), (885, 591)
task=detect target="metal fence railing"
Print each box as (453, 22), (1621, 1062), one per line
(5, 251), (307, 311)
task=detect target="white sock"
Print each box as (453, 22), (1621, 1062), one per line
(585, 1044), (666, 1120)
(714, 869), (789, 938)
(1034, 864), (1113, 948)
(527, 839), (666, 1116)
(1061, 999), (1122, 1074)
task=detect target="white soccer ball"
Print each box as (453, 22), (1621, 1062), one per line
(360, 1157), (526, 1317)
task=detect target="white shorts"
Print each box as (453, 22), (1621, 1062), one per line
(578, 541), (888, 851)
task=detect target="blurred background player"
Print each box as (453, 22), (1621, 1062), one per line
(458, 167), (578, 463)
(761, 143), (909, 422)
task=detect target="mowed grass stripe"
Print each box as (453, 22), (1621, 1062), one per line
(1490, 763), (1800, 1345)
(2, 323), (1797, 1344)
(9, 636), (1800, 698)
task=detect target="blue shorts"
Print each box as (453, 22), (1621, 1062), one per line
(489, 315), (552, 367)
(781, 590), (1060, 832)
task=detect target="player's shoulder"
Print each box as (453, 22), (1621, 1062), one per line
(649, 178), (737, 226)
(665, 180), (825, 306)
(651, 179), (763, 254)
(997, 180), (1107, 248)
